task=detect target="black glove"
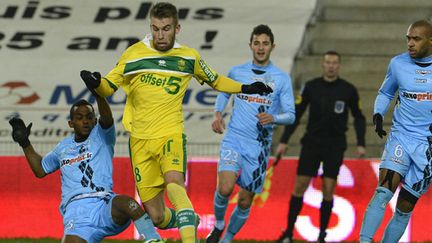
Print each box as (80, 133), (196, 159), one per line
(373, 113), (387, 139)
(9, 117), (32, 148)
(80, 70), (101, 95)
(241, 82), (273, 95)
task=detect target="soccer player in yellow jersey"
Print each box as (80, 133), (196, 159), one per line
(79, 2), (272, 243)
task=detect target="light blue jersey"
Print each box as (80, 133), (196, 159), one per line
(41, 123), (115, 214)
(216, 61), (295, 192)
(375, 53), (432, 138)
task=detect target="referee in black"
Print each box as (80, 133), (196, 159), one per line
(276, 51), (366, 243)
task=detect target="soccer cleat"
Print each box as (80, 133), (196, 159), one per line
(205, 226), (225, 243)
(276, 231), (292, 243)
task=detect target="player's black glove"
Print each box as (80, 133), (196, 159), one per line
(9, 117), (32, 148)
(373, 113), (387, 139)
(80, 70), (101, 96)
(241, 82), (273, 95)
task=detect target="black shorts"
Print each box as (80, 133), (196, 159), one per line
(297, 144), (345, 179)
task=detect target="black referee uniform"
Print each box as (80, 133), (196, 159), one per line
(280, 76), (366, 179)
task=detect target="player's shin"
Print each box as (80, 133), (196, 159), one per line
(382, 208), (412, 243)
(166, 183), (197, 243)
(135, 213), (162, 240)
(214, 191), (229, 229)
(221, 206), (250, 243)
(360, 186), (394, 242)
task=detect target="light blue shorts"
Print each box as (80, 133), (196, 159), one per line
(380, 131), (432, 198)
(218, 136), (270, 193)
(63, 194), (131, 242)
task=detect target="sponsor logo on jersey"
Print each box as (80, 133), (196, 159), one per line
(236, 94), (272, 105)
(61, 152), (92, 167)
(140, 73), (168, 87)
(199, 59), (217, 83)
(415, 78), (428, 83)
(402, 91), (432, 101)
(415, 69), (432, 76)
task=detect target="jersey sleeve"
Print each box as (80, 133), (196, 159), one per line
(274, 74), (296, 125)
(280, 83), (310, 143)
(96, 123), (116, 147)
(96, 48), (132, 97)
(192, 49), (219, 85)
(41, 148), (60, 174)
(374, 58), (398, 116)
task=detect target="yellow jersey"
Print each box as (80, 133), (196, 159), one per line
(98, 35), (220, 139)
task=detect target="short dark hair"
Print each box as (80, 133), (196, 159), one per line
(69, 99), (94, 119)
(250, 24), (274, 44)
(324, 50), (341, 62)
(150, 2), (179, 25)
(410, 19), (432, 38)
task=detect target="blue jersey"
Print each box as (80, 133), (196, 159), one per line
(375, 53), (432, 139)
(41, 123), (116, 214)
(215, 61), (295, 144)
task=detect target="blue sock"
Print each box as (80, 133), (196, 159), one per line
(214, 191), (229, 229)
(360, 186), (393, 242)
(221, 206), (250, 243)
(382, 208), (411, 243)
(135, 213), (161, 240)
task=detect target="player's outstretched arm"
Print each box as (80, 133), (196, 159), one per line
(95, 95), (114, 129)
(211, 76), (272, 95)
(9, 118), (46, 178)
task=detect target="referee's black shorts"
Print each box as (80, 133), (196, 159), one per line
(297, 143), (345, 179)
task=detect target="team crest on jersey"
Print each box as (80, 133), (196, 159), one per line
(178, 59), (186, 71)
(334, 100), (345, 114)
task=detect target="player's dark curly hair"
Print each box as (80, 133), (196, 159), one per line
(69, 99), (95, 119)
(150, 2), (179, 25)
(250, 24), (274, 44)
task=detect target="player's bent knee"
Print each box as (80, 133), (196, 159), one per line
(374, 186), (394, 207)
(218, 184), (235, 197)
(237, 198), (252, 209)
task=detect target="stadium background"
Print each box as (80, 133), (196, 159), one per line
(1, 0), (432, 242)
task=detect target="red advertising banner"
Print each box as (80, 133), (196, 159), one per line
(1, 156), (431, 242)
